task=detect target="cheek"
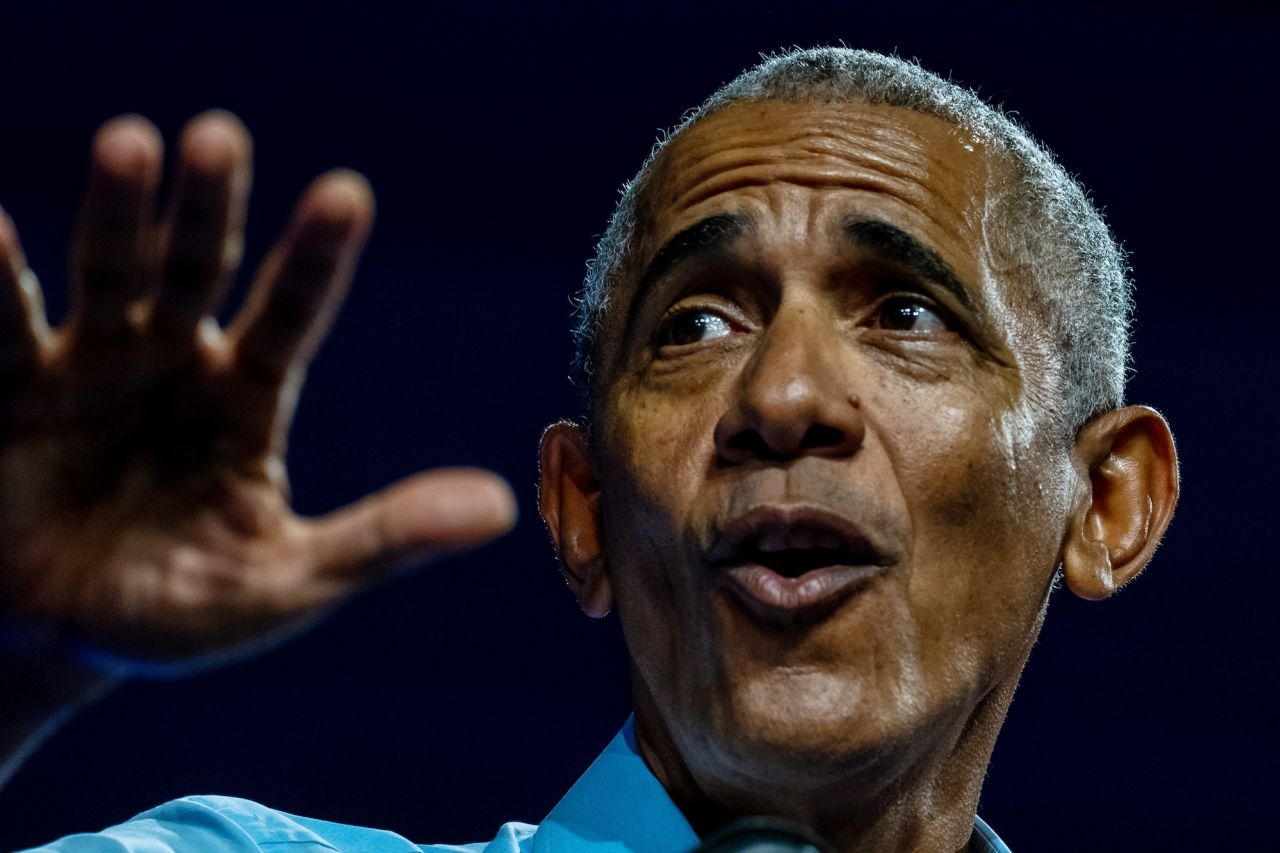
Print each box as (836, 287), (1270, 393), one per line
(600, 382), (721, 526)
(884, 385), (1069, 683)
(596, 384), (724, 678)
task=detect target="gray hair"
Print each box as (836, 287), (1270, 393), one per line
(572, 47), (1132, 436)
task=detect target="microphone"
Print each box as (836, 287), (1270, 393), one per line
(694, 817), (834, 853)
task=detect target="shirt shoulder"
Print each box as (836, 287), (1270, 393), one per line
(21, 795), (536, 853)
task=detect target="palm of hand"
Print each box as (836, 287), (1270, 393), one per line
(1, 330), (307, 668)
(0, 113), (514, 674)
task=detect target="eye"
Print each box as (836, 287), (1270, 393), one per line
(874, 297), (950, 333)
(657, 308), (734, 347)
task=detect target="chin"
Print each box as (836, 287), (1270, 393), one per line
(703, 668), (915, 788)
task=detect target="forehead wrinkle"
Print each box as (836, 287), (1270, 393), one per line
(657, 105), (951, 202)
(669, 127), (932, 182)
(648, 102), (992, 247)
(664, 142), (934, 216)
(668, 170), (944, 235)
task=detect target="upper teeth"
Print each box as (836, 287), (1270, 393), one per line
(758, 531), (788, 552)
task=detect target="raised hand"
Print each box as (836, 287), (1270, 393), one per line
(0, 112), (515, 674)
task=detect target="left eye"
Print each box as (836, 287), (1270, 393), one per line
(659, 310), (733, 346)
(875, 297), (949, 333)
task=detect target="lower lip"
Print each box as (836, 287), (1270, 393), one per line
(716, 563), (884, 623)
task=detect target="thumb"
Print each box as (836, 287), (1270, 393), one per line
(309, 467), (517, 585)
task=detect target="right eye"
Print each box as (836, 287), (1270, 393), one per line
(657, 309), (734, 347)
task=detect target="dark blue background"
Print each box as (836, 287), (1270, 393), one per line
(1, 1), (1276, 849)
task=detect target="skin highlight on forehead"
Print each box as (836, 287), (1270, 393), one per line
(646, 102), (992, 242)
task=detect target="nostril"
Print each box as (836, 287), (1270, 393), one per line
(801, 423), (846, 450)
(725, 430), (782, 462)
(721, 422), (856, 464)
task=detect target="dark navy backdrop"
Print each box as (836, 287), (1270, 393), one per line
(1, 1), (1275, 849)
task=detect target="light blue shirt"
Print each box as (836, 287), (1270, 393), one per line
(24, 718), (1010, 852)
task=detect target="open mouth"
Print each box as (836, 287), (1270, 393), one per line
(732, 537), (870, 578)
(709, 508), (885, 573)
(707, 506), (890, 620)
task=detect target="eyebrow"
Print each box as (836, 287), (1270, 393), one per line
(630, 212), (752, 306)
(839, 216), (977, 312)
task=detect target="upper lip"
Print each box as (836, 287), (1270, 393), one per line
(705, 504), (891, 570)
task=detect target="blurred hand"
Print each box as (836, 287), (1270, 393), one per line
(0, 112), (515, 675)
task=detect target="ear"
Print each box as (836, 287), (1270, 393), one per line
(1061, 405), (1179, 601)
(538, 421), (613, 617)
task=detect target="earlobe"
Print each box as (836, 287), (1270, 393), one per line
(538, 421), (614, 618)
(1062, 406), (1179, 601)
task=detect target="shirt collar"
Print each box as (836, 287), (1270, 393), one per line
(532, 716), (699, 853)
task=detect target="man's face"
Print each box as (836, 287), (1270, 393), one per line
(591, 100), (1080, 797)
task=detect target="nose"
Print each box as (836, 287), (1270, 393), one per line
(714, 306), (865, 464)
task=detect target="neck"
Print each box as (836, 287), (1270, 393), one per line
(632, 676), (1016, 853)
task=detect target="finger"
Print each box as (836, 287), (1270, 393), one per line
(0, 206), (48, 377)
(152, 111), (253, 341)
(69, 115), (163, 340)
(308, 468), (517, 586)
(230, 170), (373, 396)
